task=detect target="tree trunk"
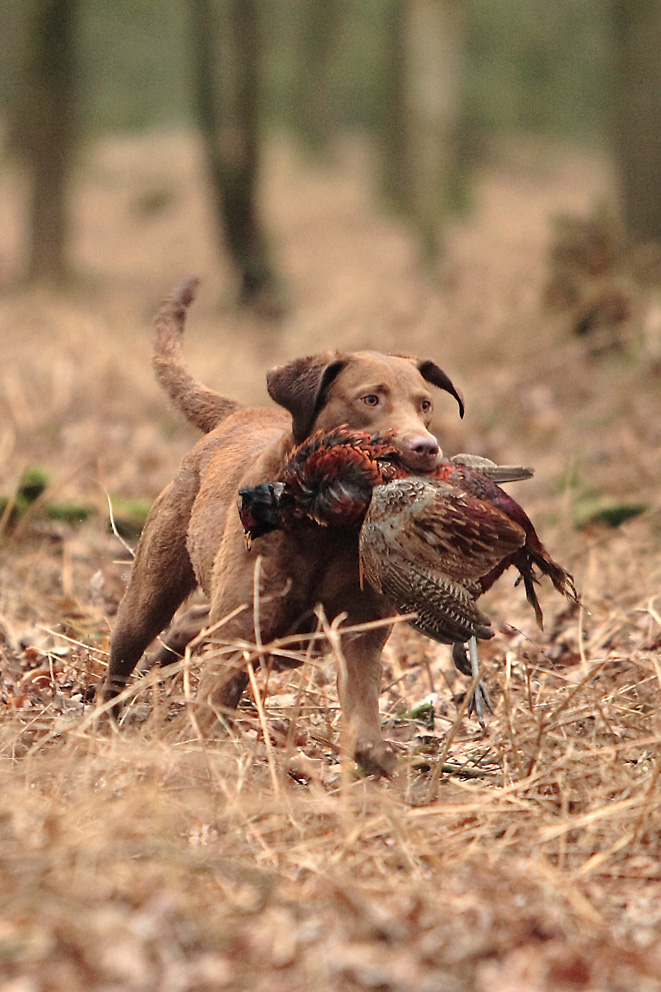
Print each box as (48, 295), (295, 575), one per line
(24, 0), (78, 284)
(378, 0), (408, 213)
(612, 0), (661, 243)
(405, 0), (465, 258)
(292, 1), (344, 157)
(377, 0), (465, 259)
(191, 0), (280, 312)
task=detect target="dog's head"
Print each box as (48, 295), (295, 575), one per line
(266, 350), (464, 472)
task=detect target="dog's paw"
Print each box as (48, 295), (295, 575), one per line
(354, 739), (397, 778)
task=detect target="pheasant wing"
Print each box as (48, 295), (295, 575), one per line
(399, 564), (495, 644)
(359, 520), (494, 644)
(366, 478), (526, 583)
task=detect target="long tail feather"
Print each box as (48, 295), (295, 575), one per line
(516, 546), (579, 629)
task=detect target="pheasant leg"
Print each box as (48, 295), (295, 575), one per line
(451, 639), (492, 722)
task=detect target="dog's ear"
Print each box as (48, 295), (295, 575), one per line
(417, 360), (465, 419)
(267, 355), (348, 442)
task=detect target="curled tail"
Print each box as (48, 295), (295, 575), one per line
(152, 277), (242, 433)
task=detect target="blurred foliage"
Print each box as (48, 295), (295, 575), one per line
(0, 0), (611, 145)
(0, 468), (151, 535)
(0, 467), (50, 531)
(0, 467), (95, 531)
(573, 496), (648, 530)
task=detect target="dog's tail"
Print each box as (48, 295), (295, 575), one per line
(152, 277), (242, 434)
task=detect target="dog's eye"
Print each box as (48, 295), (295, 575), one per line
(362, 394), (380, 407)
(421, 399), (432, 413)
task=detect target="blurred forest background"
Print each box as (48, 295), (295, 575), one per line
(2, 0), (661, 299)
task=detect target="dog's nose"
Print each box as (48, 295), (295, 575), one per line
(402, 435), (441, 470)
(409, 437), (440, 459)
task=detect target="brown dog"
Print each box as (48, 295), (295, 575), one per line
(102, 278), (464, 775)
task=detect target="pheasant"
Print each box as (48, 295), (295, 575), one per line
(238, 427), (578, 716)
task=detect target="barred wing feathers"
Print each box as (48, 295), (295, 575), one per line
(359, 478), (527, 643)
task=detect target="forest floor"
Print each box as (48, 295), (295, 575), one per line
(0, 130), (660, 991)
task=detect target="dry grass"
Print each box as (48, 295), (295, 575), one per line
(0, 131), (660, 991)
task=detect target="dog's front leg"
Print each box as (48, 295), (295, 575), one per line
(338, 624), (396, 777)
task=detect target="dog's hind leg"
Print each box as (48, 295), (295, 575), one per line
(101, 476), (198, 704)
(149, 604), (210, 668)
